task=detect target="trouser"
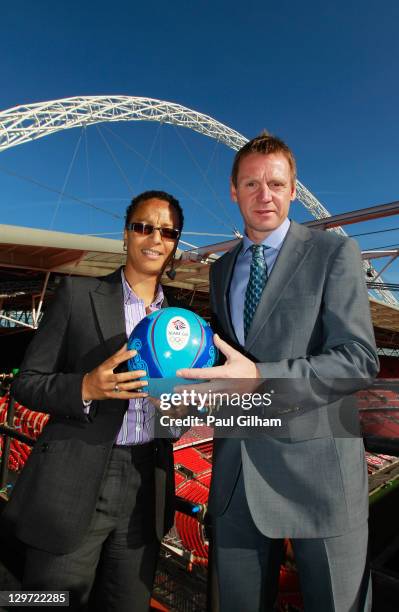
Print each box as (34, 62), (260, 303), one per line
(213, 469), (371, 612)
(23, 443), (160, 612)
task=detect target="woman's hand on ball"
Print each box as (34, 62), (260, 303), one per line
(82, 344), (149, 401)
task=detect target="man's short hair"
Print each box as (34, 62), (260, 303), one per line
(125, 190), (184, 230)
(231, 131), (297, 188)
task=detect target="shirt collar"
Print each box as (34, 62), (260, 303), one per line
(242, 218), (291, 255)
(121, 268), (164, 308)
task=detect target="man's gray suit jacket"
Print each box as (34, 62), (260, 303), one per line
(2, 268), (175, 554)
(208, 221), (379, 538)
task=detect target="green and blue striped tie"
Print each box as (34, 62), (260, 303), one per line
(244, 244), (269, 340)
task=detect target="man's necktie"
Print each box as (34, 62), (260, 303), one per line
(243, 244), (269, 340)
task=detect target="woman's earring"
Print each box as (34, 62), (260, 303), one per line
(166, 256), (176, 280)
(123, 243), (127, 252)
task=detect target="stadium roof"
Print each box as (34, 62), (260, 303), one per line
(1, 224), (399, 346)
(0, 224), (210, 289)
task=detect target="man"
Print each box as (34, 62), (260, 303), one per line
(177, 133), (378, 611)
(2, 191), (184, 611)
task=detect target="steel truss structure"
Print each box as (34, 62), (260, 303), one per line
(0, 95), (395, 303)
(0, 272), (50, 330)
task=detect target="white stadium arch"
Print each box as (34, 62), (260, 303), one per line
(0, 95), (395, 304)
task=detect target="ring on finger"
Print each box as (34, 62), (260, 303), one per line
(114, 384), (121, 393)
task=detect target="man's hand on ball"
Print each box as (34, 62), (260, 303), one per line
(176, 334), (259, 380)
(82, 344), (149, 401)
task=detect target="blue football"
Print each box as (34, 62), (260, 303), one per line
(127, 307), (217, 386)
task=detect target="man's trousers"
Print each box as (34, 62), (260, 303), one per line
(213, 468), (371, 612)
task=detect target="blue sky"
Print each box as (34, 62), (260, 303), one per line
(1, 1), (399, 279)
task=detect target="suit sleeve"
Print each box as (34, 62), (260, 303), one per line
(255, 239), (379, 406)
(11, 277), (88, 421)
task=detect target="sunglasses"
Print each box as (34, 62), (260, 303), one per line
(126, 222), (180, 241)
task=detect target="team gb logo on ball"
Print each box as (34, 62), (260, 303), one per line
(167, 317), (190, 351)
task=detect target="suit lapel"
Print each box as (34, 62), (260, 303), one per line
(216, 241), (242, 343)
(90, 268), (126, 357)
(245, 222), (314, 352)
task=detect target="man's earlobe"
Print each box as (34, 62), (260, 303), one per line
(230, 182), (238, 202)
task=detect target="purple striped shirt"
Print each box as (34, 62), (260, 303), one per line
(115, 269), (164, 445)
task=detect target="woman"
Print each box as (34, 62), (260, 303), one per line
(5, 191), (184, 611)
